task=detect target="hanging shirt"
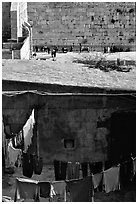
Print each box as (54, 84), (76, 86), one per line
(38, 182), (51, 198)
(14, 178), (39, 202)
(92, 172), (103, 189)
(53, 160), (67, 181)
(23, 109), (35, 153)
(51, 181), (67, 201)
(8, 141), (22, 166)
(66, 176), (93, 202)
(67, 162), (80, 180)
(81, 162), (88, 178)
(22, 153), (33, 178)
(103, 166), (120, 193)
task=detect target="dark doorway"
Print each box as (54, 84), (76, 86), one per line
(109, 111), (136, 163)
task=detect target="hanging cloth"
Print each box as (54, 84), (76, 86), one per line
(38, 181), (51, 198)
(67, 162), (80, 180)
(22, 153), (33, 178)
(8, 141), (22, 166)
(133, 158), (136, 176)
(66, 176), (93, 202)
(23, 109), (35, 153)
(33, 155), (43, 175)
(14, 178), (39, 202)
(51, 181), (67, 202)
(12, 130), (24, 150)
(81, 162), (88, 178)
(92, 172), (103, 189)
(53, 160), (67, 181)
(103, 166), (120, 193)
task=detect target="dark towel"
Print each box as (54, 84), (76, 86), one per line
(22, 153), (33, 178)
(54, 160), (67, 181)
(120, 160), (133, 186)
(81, 162), (88, 178)
(66, 176), (93, 202)
(67, 162), (80, 180)
(60, 161), (67, 180)
(33, 155), (43, 175)
(54, 160), (60, 181)
(38, 182), (51, 198)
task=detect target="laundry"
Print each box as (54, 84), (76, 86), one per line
(66, 176), (93, 202)
(53, 160), (67, 181)
(89, 162), (103, 174)
(33, 155), (43, 175)
(23, 109), (35, 153)
(81, 162), (88, 178)
(133, 158), (136, 176)
(22, 153), (33, 178)
(67, 161), (80, 180)
(92, 172), (103, 189)
(120, 159), (133, 186)
(8, 141), (22, 166)
(38, 182), (51, 198)
(51, 181), (67, 201)
(14, 177), (39, 202)
(103, 166), (120, 193)
(12, 131), (24, 150)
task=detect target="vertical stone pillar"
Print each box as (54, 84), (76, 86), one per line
(10, 2), (18, 39)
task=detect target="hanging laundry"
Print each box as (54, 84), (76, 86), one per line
(120, 160), (133, 186)
(81, 162), (88, 178)
(8, 141), (22, 167)
(67, 161), (80, 180)
(92, 172), (103, 189)
(2, 121), (9, 167)
(14, 178), (39, 202)
(89, 162), (103, 174)
(133, 158), (136, 176)
(54, 160), (60, 181)
(12, 131), (24, 150)
(33, 155), (43, 175)
(53, 160), (67, 181)
(66, 176), (93, 202)
(38, 182), (51, 198)
(22, 153), (33, 178)
(60, 161), (67, 180)
(103, 166), (120, 193)
(51, 181), (67, 202)
(23, 109), (35, 153)
(2, 121), (7, 157)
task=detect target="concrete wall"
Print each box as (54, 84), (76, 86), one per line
(27, 2), (136, 51)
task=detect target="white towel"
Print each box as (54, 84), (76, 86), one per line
(103, 166), (120, 193)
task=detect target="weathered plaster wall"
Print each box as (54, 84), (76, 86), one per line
(37, 95), (135, 163)
(2, 91), (135, 164)
(27, 2), (136, 51)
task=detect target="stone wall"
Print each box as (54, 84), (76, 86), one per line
(27, 2), (136, 51)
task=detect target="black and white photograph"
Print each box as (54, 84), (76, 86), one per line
(2, 1), (136, 202)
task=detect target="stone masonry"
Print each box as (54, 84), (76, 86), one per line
(27, 2), (136, 51)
